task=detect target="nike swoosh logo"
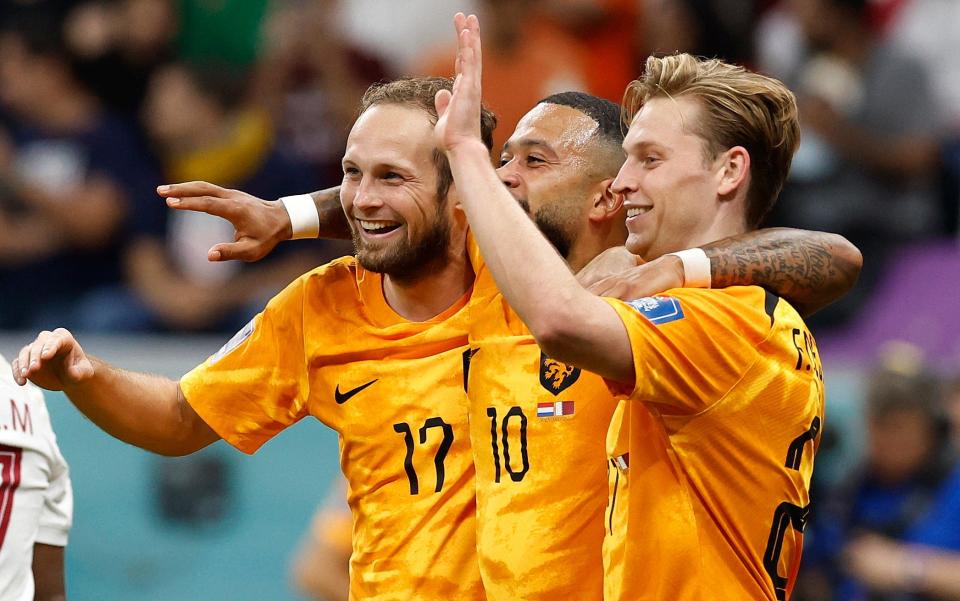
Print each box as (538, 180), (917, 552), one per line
(335, 379), (378, 404)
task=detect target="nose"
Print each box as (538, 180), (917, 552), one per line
(497, 164), (521, 190)
(611, 158), (639, 196)
(352, 177), (383, 211)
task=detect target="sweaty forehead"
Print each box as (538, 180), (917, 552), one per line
(507, 103), (599, 153)
(346, 103), (436, 162)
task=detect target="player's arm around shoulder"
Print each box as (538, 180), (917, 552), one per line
(12, 328), (219, 456)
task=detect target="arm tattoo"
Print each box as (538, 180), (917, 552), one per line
(702, 228), (862, 316)
(312, 186), (352, 240)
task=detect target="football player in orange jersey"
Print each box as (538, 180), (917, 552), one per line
(439, 13), (835, 600)
(13, 76), (499, 600)
(160, 91), (857, 601)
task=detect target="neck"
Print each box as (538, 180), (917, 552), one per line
(567, 220), (628, 273)
(381, 231), (475, 322)
(685, 211), (747, 251)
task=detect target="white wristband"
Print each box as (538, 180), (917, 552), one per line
(667, 248), (711, 288)
(280, 194), (320, 239)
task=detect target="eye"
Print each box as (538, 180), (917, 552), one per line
(343, 166), (360, 178)
(499, 155), (512, 167)
(642, 156), (660, 167)
(383, 171), (403, 181)
(526, 155), (545, 165)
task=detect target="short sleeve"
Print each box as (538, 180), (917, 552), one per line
(602, 287), (773, 415)
(180, 275), (311, 453)
(35, 439), (72, 547)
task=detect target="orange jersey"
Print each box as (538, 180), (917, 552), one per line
(602, 287), (824, 601)
(465, 268), (618, 600)
(180, 250), (486, 600)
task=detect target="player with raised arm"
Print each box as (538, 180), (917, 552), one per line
(439, 13), (827, 600)
(159, 98), (857, 601)
(0, 354), (72, 601)
(13, 77), (497, 601)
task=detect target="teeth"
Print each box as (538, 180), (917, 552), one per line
(626, 207), (651, 218)
(359, 220), (400, 231)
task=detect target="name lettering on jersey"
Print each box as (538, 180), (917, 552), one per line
(626, 296), (685, 325)
(536, 401), (575, 419)
(539, 352), (580, 395)
(209, 318), (256, 365)
(3, 398), (33, 435)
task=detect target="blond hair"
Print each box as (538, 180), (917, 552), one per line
(623, 54), (800, 228)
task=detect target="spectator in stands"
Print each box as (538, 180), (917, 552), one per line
(256, 0), (388, 184)
(0, 14), (160, 329)
(63, 0), (178, 117)
(767, 0), (943, 325)
(798, 359), (960, 601)
(416, 0), (589, 150)
(86, 61), (325, 332)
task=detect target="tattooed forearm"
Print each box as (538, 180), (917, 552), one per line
(702, 228), (863, 316)
(311, 186), (352, 240)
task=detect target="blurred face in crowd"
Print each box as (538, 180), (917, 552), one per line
(0, 34), (57, 117)
(340, 103), (457, 282)
(142, 65), (217, 150)
(867, 408), (936, 485)
(498, 103), (615, 260)
(612, 95), (731, 260)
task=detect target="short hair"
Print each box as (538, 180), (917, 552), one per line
(623, 54), (800, 228)
(358, 77), (497, 200)
(538, 91), (624, 146)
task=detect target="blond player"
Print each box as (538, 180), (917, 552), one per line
(440, 14), (828, 600)
(163, 98), (856, 601)
(0, 354), (72, 601)
(13, 77), (497, 600)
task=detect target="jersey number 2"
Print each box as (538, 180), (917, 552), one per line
(763, 417), (820, 600)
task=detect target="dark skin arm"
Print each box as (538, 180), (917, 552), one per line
(586, 228), (862, 317)
(33, 543), (66, 601)
(157, 182), (349, 262)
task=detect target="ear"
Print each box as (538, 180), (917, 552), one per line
(587, 178), (624, 223)
(716, 146), (750, 199)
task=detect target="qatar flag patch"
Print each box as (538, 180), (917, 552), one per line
(626, 296), (685, 325)
(537, 401), (575, 418)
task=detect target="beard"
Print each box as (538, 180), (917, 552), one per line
(352, 208), (453, 284)
(517, 197), (575, 260)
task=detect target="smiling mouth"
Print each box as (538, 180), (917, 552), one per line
(626, 207), (652, 218)
(358, 220), (401, 235)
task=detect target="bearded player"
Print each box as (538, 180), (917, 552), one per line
(440, 13), (830, 600)
(14, 76), (498, 600)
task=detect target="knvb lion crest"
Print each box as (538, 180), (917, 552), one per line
(539, 351), (581, 396)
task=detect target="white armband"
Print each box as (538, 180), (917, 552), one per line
(279, 194), (320, 239)
(666, 248), (711, 288)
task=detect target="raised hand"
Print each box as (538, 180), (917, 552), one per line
(157, 181), (292, 262)
(434, 13), (484, 154)
(12, 328), (94, 391)
(586, 255), (686, 300)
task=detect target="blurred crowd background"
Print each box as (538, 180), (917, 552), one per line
(0, 0), (958, 600)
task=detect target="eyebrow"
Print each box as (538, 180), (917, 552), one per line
(501, 138), (555, 155)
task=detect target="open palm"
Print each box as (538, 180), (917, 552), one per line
(434, 13), (485, 153)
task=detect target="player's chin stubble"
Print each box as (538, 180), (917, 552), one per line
(353, 213), (453, 284)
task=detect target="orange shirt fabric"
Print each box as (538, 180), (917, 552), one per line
(180, 243), (487, 601)
(465, 266), (617, 600)
(602, 287), (824, 601)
